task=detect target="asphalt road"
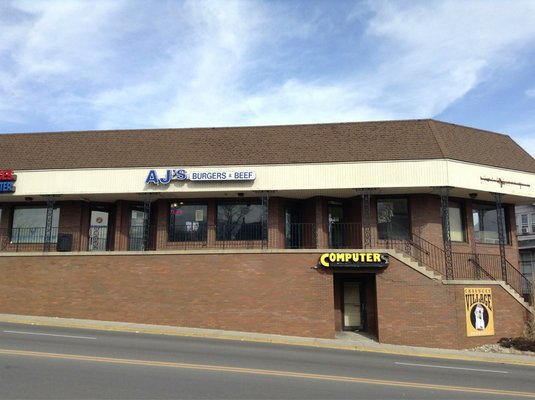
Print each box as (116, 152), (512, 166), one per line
(0, 321), (534, 399)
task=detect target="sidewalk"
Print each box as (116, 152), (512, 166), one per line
(1, 313), (534, 367)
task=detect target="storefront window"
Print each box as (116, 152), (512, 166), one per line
(169, 203), (207, 242)
(11, 206), (60, 243)
(216, 203), (263, 240)
(472, 203), (508, 244)
(377, 198), (410, 240)
(449, 202), (465, 242)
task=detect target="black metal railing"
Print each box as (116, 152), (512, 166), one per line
(88, 225), (111, 251)
(505, 259), (533, 302)
(392, 232), (447, 276)
(8, 227), (60, 252)
(158, 223), (267, 250)
(327, 225), (447, 278)
(0, 226), (108, 252)
(450, 253), (496, 281)
(346, 224), (533, 305)
(325, 224), (447, 276)
(1, 227), (66, 252)
(128, 225), (146, 251)
(285, 223), (317, 249)
(327, 223), (362, 249)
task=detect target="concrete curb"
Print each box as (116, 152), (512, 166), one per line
(1, 313), (535, 367)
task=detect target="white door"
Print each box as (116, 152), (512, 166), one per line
(343, 282), (362, 329)
(89, 210), (109, 251)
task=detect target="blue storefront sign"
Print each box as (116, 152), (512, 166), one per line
(146, 169), (255, 186)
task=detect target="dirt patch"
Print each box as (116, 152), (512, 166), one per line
(470, 338), (535, 357)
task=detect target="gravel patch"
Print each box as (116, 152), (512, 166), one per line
(470, 343), (535, 356)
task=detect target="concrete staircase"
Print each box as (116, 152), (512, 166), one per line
(388, 248), (442, 281)
(388, 248), (534, 314)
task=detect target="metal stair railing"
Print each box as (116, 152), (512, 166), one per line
(320, 223), (447, 276)
(455, 253), (497, 281)
(405, 233), (447, 276)
(369, 231), (447, 277)
(505, 259), (533, 305)
(327, 223), (531, 305)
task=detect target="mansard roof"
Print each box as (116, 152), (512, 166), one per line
(2, 119), (535, 173)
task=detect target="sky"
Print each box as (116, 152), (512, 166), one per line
(1, 0), (535, 157)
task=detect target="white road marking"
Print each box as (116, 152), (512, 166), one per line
(395, 361), (508, 374)
(3, 330), (97, 340)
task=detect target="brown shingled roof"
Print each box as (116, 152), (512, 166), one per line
(1, 119), (535, 173)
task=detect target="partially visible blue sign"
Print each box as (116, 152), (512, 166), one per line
(0, 169), (16, 193)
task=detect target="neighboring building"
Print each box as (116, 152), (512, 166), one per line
(0, 119), (534, 349)
(516, 204), (535, 298)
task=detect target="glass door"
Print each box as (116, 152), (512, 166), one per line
(329, 202), (344, 248)
(128, 208), (145, 251)
(343, 282), (362, 330)
(285, 205), (301, 248)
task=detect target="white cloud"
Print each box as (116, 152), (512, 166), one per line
(362, 0), (535, 117)
(151, 0), (535, 128)
(526, 87), (535, 98)
(238, 80), (387, 126)
(0, 0), (130, 130)
(1, 0), (535, 138)
(85, 1), (394, 129)
(9, 0), (124, 79)
(86, 0), (268, 129)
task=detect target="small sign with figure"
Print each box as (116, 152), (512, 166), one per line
(464, 288), (494, 337)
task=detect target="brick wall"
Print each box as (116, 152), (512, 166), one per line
(0, 250), (529, 348)
(376, 256), (530, 349)
(57, 202), (84, 252)
(268, 197), (285, 248)
(0, 252), (335, 339)
(411, 194), (442, 244)
(0, 193), (528, 349)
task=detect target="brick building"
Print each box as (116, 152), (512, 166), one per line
(0, 119), (534, 349)
(516, 204), (535, 293)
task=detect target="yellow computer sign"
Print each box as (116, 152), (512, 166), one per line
(319, 252), (389, 268)
(464, 288), (494, 337)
